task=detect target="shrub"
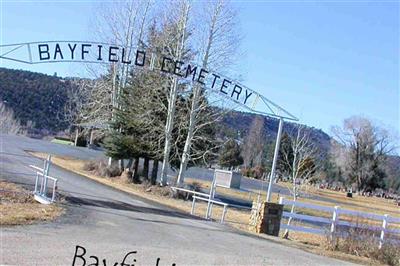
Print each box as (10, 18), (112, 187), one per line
(187, 182), (202, 193)
(252, 165), (266, 179)
(82, 160), (97, 171)
(241, 166), (265, 179)
(0, 102), (25, 135)
(83, 160), (122, 177)
(102, 163), (121, 177)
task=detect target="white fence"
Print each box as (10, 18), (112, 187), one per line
(279, 197), (400, 247)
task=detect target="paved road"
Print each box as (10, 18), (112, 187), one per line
(0, 134), (356, 265)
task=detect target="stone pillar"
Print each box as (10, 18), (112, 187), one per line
(249, 201), (283, 236)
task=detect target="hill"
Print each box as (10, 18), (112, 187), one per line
(220, 111), (332, 156)
(0, 67), (75, 131)
(0, 67), (333, 153)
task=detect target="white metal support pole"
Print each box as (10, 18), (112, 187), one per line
(330, 206), (340, 240)
(45, 155), (51, 176)
(34, 172), (39, 194)
(42, 157), (48, 175)
(51, 180), (58, 202)
(379, 214), (388, 249)
(206, 172), (216, 219)
(42, 155), (51, 196)
(266, 118), (284, 202)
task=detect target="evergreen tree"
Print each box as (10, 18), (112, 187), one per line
(277, 132), (293, 179)
(219, 139), (243, 169)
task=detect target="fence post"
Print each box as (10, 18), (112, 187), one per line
(191, 197), (196, 215)
(379, 214), (388, 249)
(279, 197), (284, 205)
(330, 206), (340, 240)
(42, 155), (51, 197)
(206, 178), (216, 219)
(221, 205), (227, 223)
(51, 179), (57, 202)
(34, 172), (39, 194)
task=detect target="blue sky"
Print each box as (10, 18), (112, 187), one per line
(1, 0), (399, 146)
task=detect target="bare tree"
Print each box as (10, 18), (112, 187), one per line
(159, 0), (191, 185)
(176, 0), (241, 185)
(281, 126), (318, 238)
(0, 102), (24, 135)
(331, 116), (395, 193)
(65, 78), (112, 121)
(84, 0), (153, 166)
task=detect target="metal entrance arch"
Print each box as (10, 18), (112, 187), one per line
(0, 40), (298, 202)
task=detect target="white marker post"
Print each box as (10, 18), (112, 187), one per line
(266, 118), (283, 202)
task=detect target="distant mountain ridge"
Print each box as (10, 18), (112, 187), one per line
(221, 111), (332, 157)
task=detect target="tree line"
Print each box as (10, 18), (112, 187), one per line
(219, 115), (399, 195)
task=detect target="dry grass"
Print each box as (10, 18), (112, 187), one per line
(281, 182), (400, 216)
(327, 221), (400, 266)
(0, 181), (63, 225)
(29, 152), (398, 265)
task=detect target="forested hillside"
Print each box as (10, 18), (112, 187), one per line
(0, 67), (74, 131)
(220, 111), (332, 157)
(0, 67), (332, 151)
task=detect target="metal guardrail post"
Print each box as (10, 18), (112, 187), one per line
(191, 197), (196, 215)
(379, 214), (388, 249)
(221, 205), (227, 223)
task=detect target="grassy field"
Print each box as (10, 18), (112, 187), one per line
(0, 180), (63, 225)
(29, 152), (399, 265)
(51, 138), (74, 145)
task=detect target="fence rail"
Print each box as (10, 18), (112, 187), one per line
(172, 186), (229, 223)
(279, 197), (400, 248)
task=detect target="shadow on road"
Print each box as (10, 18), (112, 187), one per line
(61, 195), (234, 233)
(65, 195), (201, 221)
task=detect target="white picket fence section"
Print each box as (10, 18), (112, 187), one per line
(279, 197), (400, 247)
